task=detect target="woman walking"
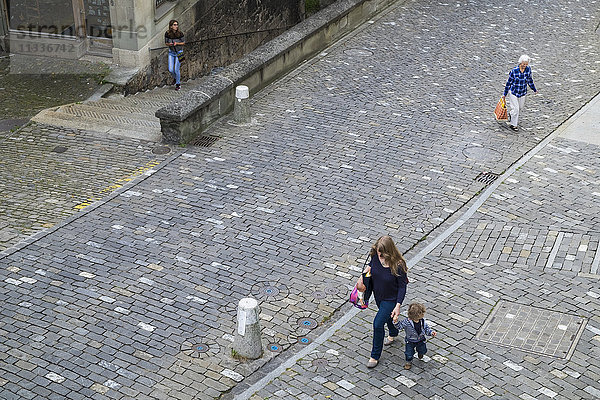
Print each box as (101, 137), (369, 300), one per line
(165, 20), (185, 90)
(362, 235), (408, 368)
(502, 54), (538, 131)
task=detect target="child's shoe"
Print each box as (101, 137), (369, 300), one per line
(175, 84), (181, 91)
(404, 362), (412, 370)
(418, 353), (423, 359)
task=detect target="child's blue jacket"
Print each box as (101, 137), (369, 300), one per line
(394, 317), (434, 343)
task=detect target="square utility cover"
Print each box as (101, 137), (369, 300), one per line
(476, 300), (587, 359)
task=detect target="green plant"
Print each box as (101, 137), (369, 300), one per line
(306, 0), (320, 15)
(231, 348), (248, 362)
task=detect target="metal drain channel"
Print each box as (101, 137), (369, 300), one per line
(475, 172), (499, 185)
(191, 135), (220, 147)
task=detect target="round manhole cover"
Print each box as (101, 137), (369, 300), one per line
(311, 358), (329, 370)
(312, 358), (329, 368)
(262, 286), (279, 296)
(251, 282), (289, 299)
(324, 286), (340, 296)
(180, 339), (217, 357)
(195, 343), (209, 353)
(343, 48), (374, 57)
(297, 317), (318, 330)
(152, 145), (172, 155)
(463, 147), (503, 162)
(298, 337), (311, 345)
(268, 343), (282, 352)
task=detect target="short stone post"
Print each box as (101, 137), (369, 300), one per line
(233, 298), (262, 359)
(233, 85), (251, 124)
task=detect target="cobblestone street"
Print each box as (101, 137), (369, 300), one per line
(0, 125), (173, 251)
(1, 0), (600, 399)
(0, 53), (107, 120)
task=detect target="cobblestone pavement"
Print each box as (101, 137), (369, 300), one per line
(0, 124), (173, 251)
(246, 134), (600, 400)
(0, 53), (108, 120)
(1, 0), (599, 399)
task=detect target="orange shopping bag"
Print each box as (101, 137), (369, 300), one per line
(494, 97), (508, 121)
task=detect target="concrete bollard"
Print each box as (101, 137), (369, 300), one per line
(232, 297), (262, 359)
(233, 85), (251, 124)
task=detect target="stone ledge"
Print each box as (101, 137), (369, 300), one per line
(156, 0), (397, 144)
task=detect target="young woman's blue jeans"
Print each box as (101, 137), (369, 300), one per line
(405, 340), (427, 361)
(168, 52), (181, 84)
(371, 300), (399, 360)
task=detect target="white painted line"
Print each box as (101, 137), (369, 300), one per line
(545, 232), (565, 269)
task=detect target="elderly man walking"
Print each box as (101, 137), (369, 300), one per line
(502, 55), (538, 131)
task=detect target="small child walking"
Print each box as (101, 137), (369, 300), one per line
(393, 303), (436, 370)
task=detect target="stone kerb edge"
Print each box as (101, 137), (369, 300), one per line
(156, 0), (397, 144)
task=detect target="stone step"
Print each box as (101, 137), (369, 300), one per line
(86, 98), (157, 116)
(29, 79), (193, 143)
(105, 95), (173, 109)
(70, 102), (157, 119)
(128, 88), (184, 102)
(31, 108), (161, 142)
(58, 104), (159, 128)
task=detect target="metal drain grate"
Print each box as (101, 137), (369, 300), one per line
(475, 172), (499, 185)
(191, 135), (220, 147)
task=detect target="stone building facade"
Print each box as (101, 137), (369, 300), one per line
(0, 0), (304, 87)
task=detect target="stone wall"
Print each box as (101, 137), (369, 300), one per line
(123, 0), (304, 94)
(156, 0), (398, 144)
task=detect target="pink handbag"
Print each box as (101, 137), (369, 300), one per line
(349, 285), (369, 309)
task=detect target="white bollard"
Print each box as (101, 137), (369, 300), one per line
(232, 297), (262, 359)
(233, 85), (251, 124)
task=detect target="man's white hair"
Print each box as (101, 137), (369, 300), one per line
(518, 54), (531, 64)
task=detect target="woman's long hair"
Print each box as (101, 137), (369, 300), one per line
(166, 19), (184, 39)
(369, 235), (407, 276)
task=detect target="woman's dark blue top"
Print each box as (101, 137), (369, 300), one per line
(369, 254), (407, 304)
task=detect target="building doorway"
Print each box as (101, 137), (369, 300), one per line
(4, 0), (113, 57)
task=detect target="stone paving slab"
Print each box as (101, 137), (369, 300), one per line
(1, 0), (600, 399)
